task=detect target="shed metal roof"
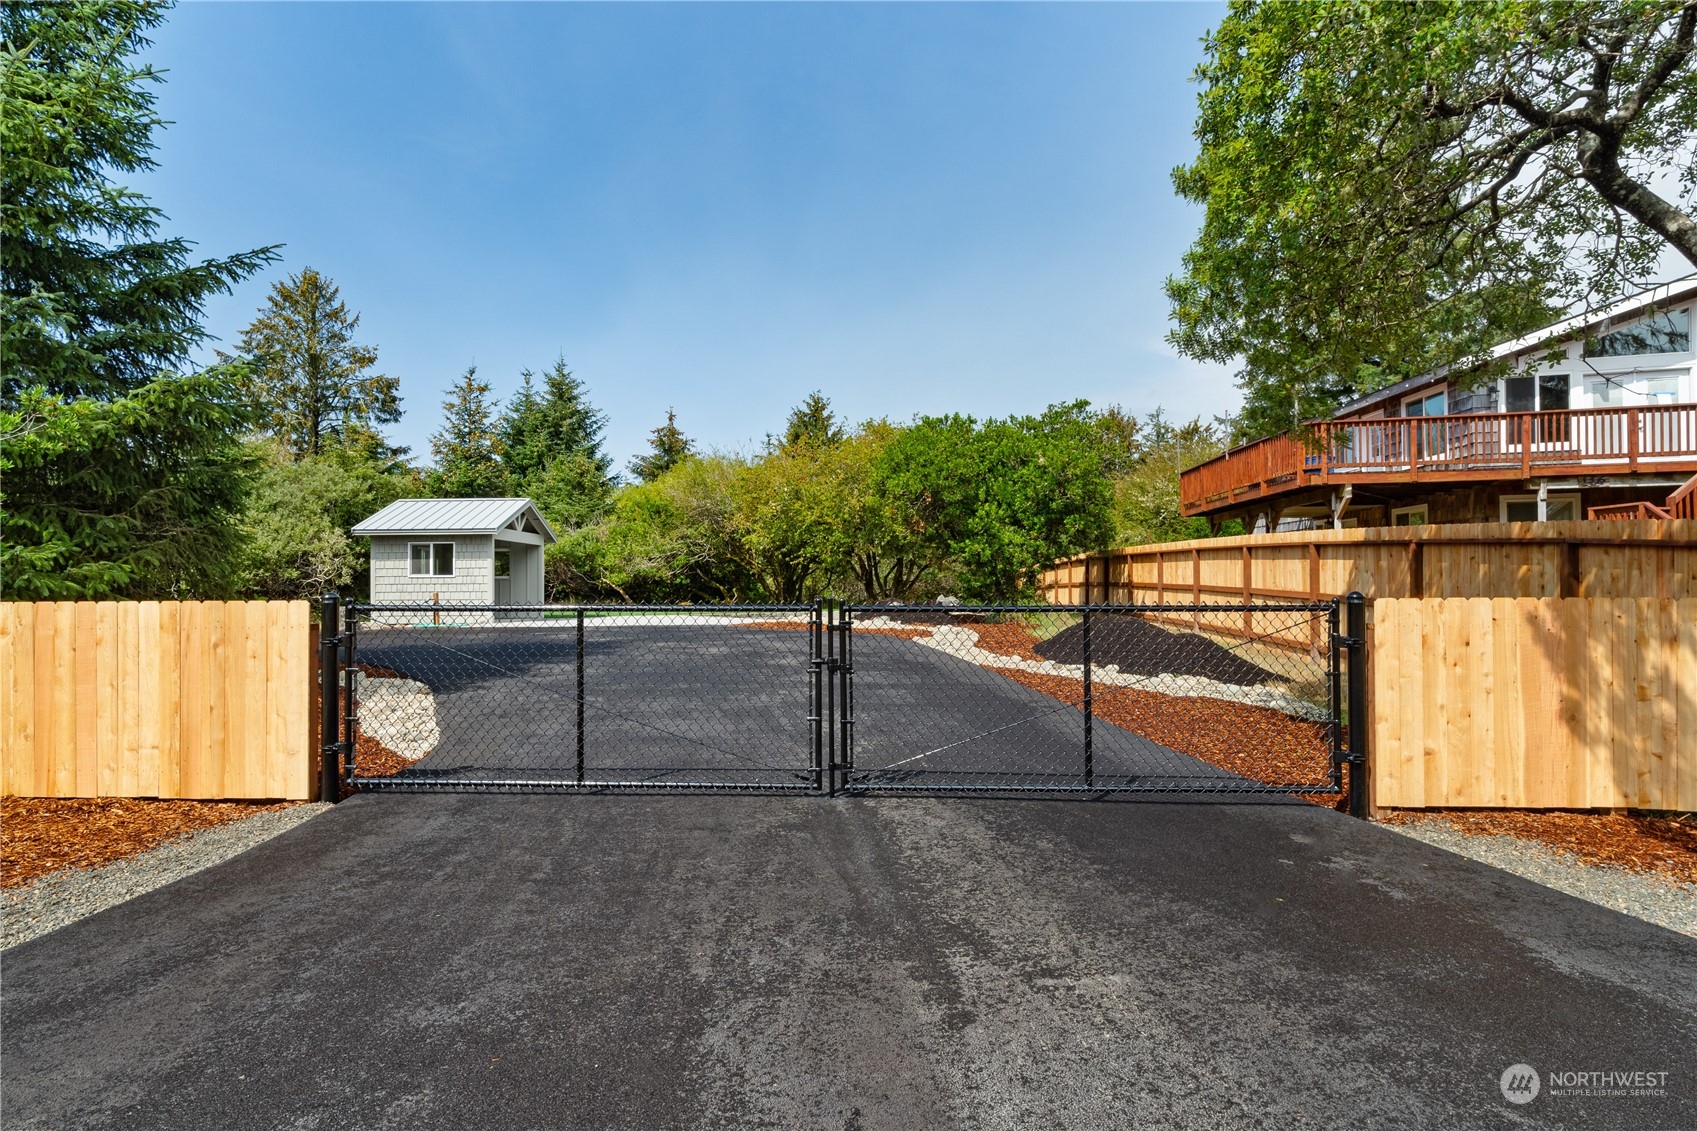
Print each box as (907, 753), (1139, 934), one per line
(351, 498), (558, 543)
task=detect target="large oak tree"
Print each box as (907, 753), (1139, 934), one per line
(1168, 1), (1697, 440)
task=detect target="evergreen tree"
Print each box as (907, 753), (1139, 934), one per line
(627, 408), (696, 482)
(0, 2), (279, 598)
(427, 366), (509, 497)
(782, 391), (845, 449)
(500, 358), (611, 484)
(235, 267), (400, 456)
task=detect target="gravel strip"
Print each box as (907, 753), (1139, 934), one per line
(1383, 817), (1697, 938)
(2, 803), (331, 950)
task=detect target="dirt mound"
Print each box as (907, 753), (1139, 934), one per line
(1035, 613), (1278, 686)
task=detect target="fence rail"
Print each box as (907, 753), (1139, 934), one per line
(0, 601), (314, 800)
(1371, 597), (1696, 810)
(1040, 521), (1697, 628)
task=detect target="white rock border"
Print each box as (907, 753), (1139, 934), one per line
(854, 617), (1331, 722)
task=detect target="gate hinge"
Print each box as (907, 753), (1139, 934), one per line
(1333, 634), (1363, 649)
(1340, 750), (1364, 765)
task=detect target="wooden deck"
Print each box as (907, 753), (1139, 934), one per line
(1180, 404), (1697, 516)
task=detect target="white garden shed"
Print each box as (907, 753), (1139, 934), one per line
(352, 498), (557, 608)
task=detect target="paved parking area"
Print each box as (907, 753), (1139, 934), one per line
(3, 794), (1693, 1129)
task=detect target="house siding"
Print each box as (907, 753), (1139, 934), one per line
(369, 534), (495, 606)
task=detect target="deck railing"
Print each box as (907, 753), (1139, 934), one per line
(1588, 501), (1673, 520)
(1181, 403), (1697, 515)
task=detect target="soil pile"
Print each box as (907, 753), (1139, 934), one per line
(1035, 613), (1278, 686)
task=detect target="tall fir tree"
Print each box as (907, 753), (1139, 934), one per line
(0, 1), (279, 598)
(500, 359), (612, 482)
(499, 358), (613, 528)
(234, 267), (400, 457)
(782, 391), (845, 449)
(627, 408), (696, 482)
(427, 366), (509, 497)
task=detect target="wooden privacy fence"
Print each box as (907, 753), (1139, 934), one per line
(1040, 520), (1697, 637)
(1, 601), (314, 800)
(1371, 597), (1696, 810)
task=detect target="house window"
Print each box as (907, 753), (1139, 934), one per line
(1589, 373), (1681, 405)
(1402, 390), (1446, 417)
(1588, 376), (1626, 406)
(408, 542), (455, 577)
(1391, 505), (1428, 527)
(493, 549), (511, 578)
(1499, 494), (1579, 523)
(1584, 309), (1690, 357)
(1505, 372), (1571, 412)
(1645, 376), (1680, 404)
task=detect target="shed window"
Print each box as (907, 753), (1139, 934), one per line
(409, 542), (455, 577)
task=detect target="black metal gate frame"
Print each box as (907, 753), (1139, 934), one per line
(317, 593), (1371, 814)
(825, 599), (1358, 802)
(322, 598), (823, 794)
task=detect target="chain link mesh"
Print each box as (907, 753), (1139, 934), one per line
(346, 604), (820, 791)
(840, 602), (1342, 797)
(338, 600), (1344, 800)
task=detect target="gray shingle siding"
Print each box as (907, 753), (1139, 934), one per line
(369, 534), (495, 605)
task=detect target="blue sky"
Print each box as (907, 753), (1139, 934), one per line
(141, 1), (1234, 470)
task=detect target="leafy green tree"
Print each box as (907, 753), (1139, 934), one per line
(1, 1), (279, 598)
(1168, 1), (1697, 439)
(236, 441), (420, 599)
(812, 422), (933, 600)
(781, 391), (845, 450)
(728, 445), (840, 601)
(234, 267), (399, 457)
(878, 403), (1115, 601)
(627, 408), (695, 482)
(548, 456), (750, 602)
(426, 366), (509, 497)
(1106, 409), (1226, 546)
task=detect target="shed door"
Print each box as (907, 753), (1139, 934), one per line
(494, 548), (512, 605)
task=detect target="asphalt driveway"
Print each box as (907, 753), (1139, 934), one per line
(3, 795), (1693, 1129)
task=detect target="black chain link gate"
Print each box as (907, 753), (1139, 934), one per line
(318, 594), (1367, 811)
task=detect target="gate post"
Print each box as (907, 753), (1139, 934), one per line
(342, 603), (359, 778)
(839, 602), (854, 788)
(319, 592), (342, 803)
(1082, 605), (1094, 788)
(824, 600), (837, 796)
(576, 608), (586, 786)
(1346, 592), (1369, 819)
(809, 600), (824, 793)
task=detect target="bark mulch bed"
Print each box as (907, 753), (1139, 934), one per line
(2, 797), (301, 890)
(1035, 613), (1279, 686)
(994, 669), (1343, 808)
(1382, 809), (1697, 885)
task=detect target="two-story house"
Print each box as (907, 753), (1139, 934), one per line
(1180, 274), (1697, 529)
